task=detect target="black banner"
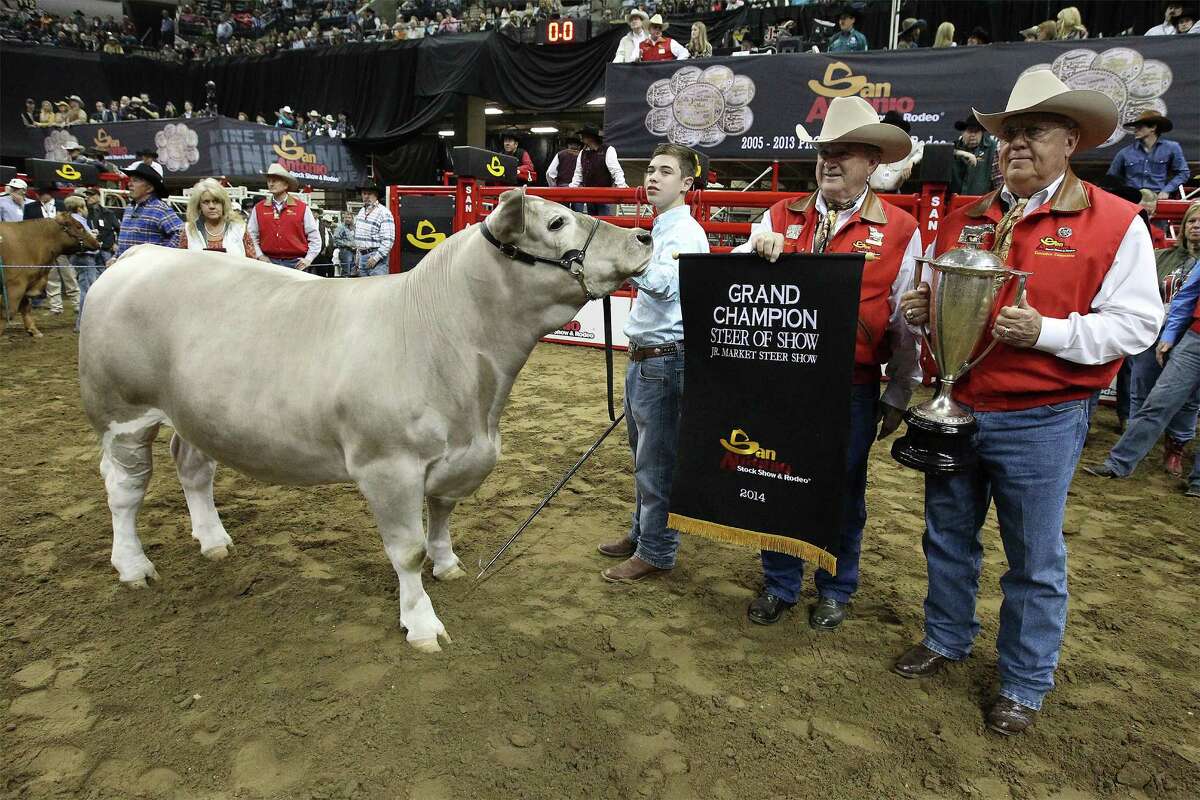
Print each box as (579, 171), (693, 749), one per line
(451, 146), (519, 184)
(399, 195), (454, 270)
(667, 253), (863, 573)
(12, 118), (368, 189)
(606, 35), (1198, 162)
(26, 158), (100, 187)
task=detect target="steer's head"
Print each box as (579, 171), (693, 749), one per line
(484, 188), (652, 306)
(55, 212), (102, 254)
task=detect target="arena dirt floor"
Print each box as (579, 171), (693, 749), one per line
(2, 312), (1198, 800)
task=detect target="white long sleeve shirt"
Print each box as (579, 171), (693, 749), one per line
(733, 191), (924, 410)
(918, 171), (1164, 365)
(625, 205), (710, 346)
(568, 146), (628, 189)
(613, 29), (647, 62)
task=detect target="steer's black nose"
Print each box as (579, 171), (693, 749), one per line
(635, 231), (652, 247)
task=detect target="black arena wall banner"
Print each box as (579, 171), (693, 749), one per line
(399, 195), (455, 270)
(12, 118), (368, 189)
(667, 253), (864, 573)
(605, 36), (1197, 162)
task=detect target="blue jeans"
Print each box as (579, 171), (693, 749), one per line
(71, 252), (104, 333)
(268, 256), (303, 269)
(923, 398), (1089, 711)
(337, 248), (355, 277)
(358, 253), (388, 277)
(624, 348), (685, 569)
(584, 203), (615, 219)
(1105, 330), (1200, 488)
(761, 381), (878, 604)
(1128, 342), (1198, 444)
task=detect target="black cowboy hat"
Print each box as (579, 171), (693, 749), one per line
(136, 147), (158, 158)
(565, 131), (583, 146)
(953, 115), (985, 131)
(968, 26), (991, 43)
(898, 17), (926, 37)
(579, 125), (603, 141)
(123, 162), (167, 198)
(357, 181), (383, 196)
(499, 127), (524, 142)
(880, 110), (911, 134)
(836, 3), (864, 22)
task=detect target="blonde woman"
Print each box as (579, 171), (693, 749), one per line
(179, 178), (254, 257)
(688, 21), (712, 58)
(933, 22), (955, 48)
(1055, 6), (1087, 39)
(37, 100), (56, 127)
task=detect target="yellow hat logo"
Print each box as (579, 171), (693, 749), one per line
(56, 164), (82, 180)
(406, 219), (446, 250)
(486, 156), (506, 177)
(719, 428), (777, 460)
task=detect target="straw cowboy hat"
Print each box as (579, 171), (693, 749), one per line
(972, 69), (1118, 152)
(63, 139), (84, 152)
(647, 14), (665, 27)
(795, 96), (912, 163)
(264, 162), (299, 190)
(628, 8), (648, 21)
(1123, 109), (1173, 134)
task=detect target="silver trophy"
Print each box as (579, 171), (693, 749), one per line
(892, 225), (1030, 474)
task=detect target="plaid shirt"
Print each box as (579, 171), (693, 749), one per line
(115, 196), (184, 258)
(353, 202), (396, 258)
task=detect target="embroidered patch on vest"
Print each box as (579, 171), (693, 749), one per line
(866, 227), (884, 247)
(785, 224), (802, 240)
(1057, 226), (1073, 238)
(1035, 235), (1077, 257)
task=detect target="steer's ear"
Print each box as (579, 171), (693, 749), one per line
(489, 186), (527, 240)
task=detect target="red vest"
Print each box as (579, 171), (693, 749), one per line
(767, 190), (917, 382)
(932, 173), (1139, 411)
(639, 36), (679, 61)
(254, 196), (310, 258)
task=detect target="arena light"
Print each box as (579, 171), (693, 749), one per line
(587, 97), (606, 106)
(530, 126), (559, 134)
(484, 107), (504, 115)
(437, 129), (455, 137)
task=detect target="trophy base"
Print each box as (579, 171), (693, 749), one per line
(891, 408), (979, 475)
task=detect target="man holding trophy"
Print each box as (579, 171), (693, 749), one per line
(736, 96), (923, 630)
(891, 72), (1163, 735)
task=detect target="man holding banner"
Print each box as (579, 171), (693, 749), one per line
(893, 71), (1162, 735)
(733, 97), (922, 630)
(597, 143), (709, 583)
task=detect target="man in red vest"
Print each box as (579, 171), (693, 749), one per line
(635, 14), (688, 61)
(893, 71), (1162, 735)
(735, 96), (922, 632)
(247, 163), (322, 270)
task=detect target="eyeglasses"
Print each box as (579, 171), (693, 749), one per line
(997, 124), (1065, 143)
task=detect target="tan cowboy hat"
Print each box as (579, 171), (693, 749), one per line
(795, 96), (912, 163)
(628, 8), (648, 21)
(63, 139), (84, 151)
(265, 162), (299, 190)
(647, 13), (665, 27)
(972, 69), (1118, 152)
(1124, 109), (1172, 134)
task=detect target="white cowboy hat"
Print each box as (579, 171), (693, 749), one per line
(647, 13), (665, 27)
(795, 96), (912, 163)
(972, 69), (1117, 152)
(6, 177), (29, 191)
(628, 8), (648, 21)
(264, 162), (299, 190)
(279, 105), (294, 114)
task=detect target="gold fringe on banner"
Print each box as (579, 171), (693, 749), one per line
(668, 513), (838, 575)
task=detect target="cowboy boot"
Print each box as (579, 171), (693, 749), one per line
(1164, 437), (1185, 479)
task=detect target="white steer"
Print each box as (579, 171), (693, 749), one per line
(79, 188), (652, 652)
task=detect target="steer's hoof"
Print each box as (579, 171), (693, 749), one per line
(433, 562), (467, 581)
(409, 630), (453, 654)
(202, 545), (231, 561)
(30, 330), (44, 339)
(118, 563), (159, 588)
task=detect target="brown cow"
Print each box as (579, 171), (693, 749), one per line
(1, 214), (101, 337)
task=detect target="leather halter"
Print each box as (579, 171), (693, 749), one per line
(479, 216), (603, 301)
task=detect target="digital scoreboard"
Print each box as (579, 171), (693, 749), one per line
(536, 18), (590, 45)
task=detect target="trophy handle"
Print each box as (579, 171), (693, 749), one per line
(959, 271), (1032, 375)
